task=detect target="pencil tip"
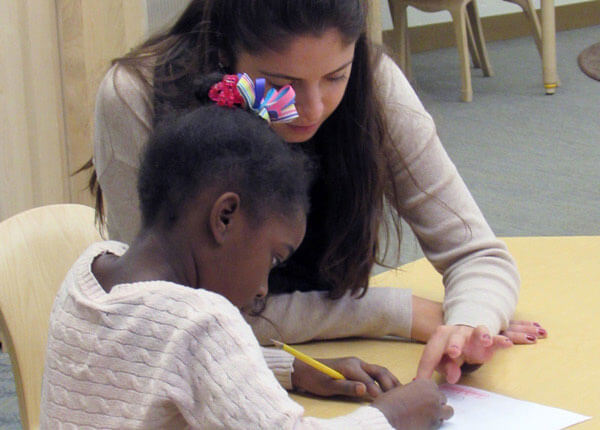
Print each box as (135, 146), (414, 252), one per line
(271, 339), (284, 347)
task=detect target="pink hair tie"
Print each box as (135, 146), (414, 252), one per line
(208, 74), (244, 107)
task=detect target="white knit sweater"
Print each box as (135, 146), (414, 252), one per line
(40, 241), (393, 429)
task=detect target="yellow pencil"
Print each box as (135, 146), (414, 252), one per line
(271, 339), (346, 380)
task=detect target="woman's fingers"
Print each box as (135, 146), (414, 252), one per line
(445, 331), (466, 359)
(503, 330), (537, 344)
(504, 320), (548, 339)
(417, 327), (452, 380)
(472, 325), (493, 347)
(439, 355), (462, 384)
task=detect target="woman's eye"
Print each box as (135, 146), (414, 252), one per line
(327, 74), (348, 83)
(268, 81), (289, 90)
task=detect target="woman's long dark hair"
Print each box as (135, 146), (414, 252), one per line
(82, 0), (402, 299)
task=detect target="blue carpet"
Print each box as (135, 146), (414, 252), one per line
(0, 353), (20, 429)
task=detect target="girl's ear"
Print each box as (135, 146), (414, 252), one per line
(209, 192), (241, 244)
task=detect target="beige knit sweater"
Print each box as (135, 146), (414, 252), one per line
(93, 55), (519, 337)
(40, 241), (394, 429)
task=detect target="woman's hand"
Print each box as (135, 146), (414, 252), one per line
(291, 356), (401, 398)
(501, 320), (548, 344)
(416, 325), (511, 383)
(416, 321), (548, 383)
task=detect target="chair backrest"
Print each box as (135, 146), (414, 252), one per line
(0, 204), (102, 430)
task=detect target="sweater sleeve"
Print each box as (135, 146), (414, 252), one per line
(247, 287), (413, 345)
(93, 64), (153, 244)
(178, 293), (393, 430)
(374, 55), (520, 334)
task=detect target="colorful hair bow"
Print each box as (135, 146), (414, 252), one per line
(236, 73), (298, 123)
(208, 73), (299, 124)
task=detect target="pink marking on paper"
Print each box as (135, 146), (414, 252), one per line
(442, 384), (489, 399)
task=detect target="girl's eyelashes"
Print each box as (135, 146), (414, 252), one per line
(271, 256), (282, 269)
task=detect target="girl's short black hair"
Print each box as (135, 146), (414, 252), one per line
(137, 104), (312, 229)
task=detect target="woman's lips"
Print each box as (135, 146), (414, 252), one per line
(286, 123), (319, 134)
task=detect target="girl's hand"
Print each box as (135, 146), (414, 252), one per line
(372, 379), (454, 430)
(291, 356), (401, 398)
(416, 320), (548, 383)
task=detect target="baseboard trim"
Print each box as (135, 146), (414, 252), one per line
(383, 1), (600, 53)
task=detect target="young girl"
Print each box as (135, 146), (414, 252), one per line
(86, 0), (546, 385)
(42, 84), (453, 429)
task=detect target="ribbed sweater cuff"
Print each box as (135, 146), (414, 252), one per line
(261, 347), (295, 390)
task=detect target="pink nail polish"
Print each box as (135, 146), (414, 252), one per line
(538, 328), (547, 336)
(533, 322), (541, 328)
(526, 335), (536, 342)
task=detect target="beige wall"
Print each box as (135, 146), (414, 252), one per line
(0, 0), (146, 221)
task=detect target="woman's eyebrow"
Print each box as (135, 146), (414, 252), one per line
(258, 59), (354, 81)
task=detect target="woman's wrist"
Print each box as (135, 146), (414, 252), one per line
(410, 296), (444, 343)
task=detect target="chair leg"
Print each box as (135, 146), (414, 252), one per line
(504, 0), (543, 58)
(450, 4), (472, 102)
(388, 0), (413, 81)
(466, 18), (482, 69)
(466, 0), (494, 77)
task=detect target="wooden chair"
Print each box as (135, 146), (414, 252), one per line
(387, 0), (543, 102)
(0, 204), (102, 430)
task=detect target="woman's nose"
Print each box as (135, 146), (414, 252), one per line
(295, 83), (324, 123)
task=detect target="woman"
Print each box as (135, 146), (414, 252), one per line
(88, 0), (545, 386)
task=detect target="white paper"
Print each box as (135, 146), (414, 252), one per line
(440, 384), (591, 430)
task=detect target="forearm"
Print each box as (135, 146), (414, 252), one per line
(410, 296), (443, 343)
(246, 287), (413, 345)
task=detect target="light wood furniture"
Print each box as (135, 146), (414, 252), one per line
(0, 1), (146, 222)
(291, 236), (599, 428)
(368, 0), (383, 44)
(0, 204), (102, 430)
(377, 0), (559, 100)
(388, 0), (493, 102)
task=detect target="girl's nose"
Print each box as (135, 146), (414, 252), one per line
(256, 282), (268, 299)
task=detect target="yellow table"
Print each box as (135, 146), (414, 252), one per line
(291, 236), (599, 428)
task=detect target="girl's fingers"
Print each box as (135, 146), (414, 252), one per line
(361, 362), (401, 392)
(326, 358), (383, 397)
(441, 404), (454, 421)
(328, 380), (368, 397)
